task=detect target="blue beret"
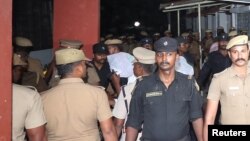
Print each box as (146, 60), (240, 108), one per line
(154, 37), (178, 52)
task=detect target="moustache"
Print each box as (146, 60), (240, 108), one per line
(160, 62), (170, 66)
(235, 58), (246, 62)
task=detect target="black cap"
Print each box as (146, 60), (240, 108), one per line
(92, 43), (108, 54)
(154, 37), (178, 52)
(218, 33), (229, 41)
(140, 38), (153, 45)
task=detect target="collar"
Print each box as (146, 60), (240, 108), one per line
(58, 78), (84, 85)
(154, 71), (181, 83)
(229, 66), (250, 78)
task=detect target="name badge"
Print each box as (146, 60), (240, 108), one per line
(146, 91), (163, 97)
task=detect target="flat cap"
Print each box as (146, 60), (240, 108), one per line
(140, 31), (148, 36)
(15, 37), (33, 47)
(192, 32), (199, 36)
(226, 35), (248, 50)
(92, 43), (108, 54)
(13, 53), (28, 66)
(181, 32), (189, 38)
(228, 31), (238, 37)
(55, 48), (88, 65)
(164, 30), (171, 34)
(206, 29), (212, 33)
(127, 36), (135, 39)
(218, 33), (229, 41)
(153, 32), (160, 36)
(59, 39), (83, 49)
(154, 37), (178, 52)
(104, 39), (123, 45)
(140, 38), (153, 45)
(132, 47), (155, 64)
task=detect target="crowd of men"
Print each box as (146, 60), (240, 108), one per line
(12, 26), (250, 141)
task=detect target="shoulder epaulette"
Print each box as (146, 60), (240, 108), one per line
(213, 68), (228, 78)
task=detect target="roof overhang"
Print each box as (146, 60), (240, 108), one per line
(160, 0), (250, 12)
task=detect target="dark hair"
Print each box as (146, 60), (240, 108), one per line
(138, 63), (157, 74)
(57, 61), (82, 78)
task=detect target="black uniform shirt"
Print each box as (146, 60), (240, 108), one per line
(92, 61), (111, 89)
(199, 51), (231, 87)
(126, 72), (203, 141)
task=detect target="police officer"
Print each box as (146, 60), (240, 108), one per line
(12, 53), (49, 92)
(140, 38), (154, 50)
(126, 37), (203, 141)
(41, 48), (117, 141)
(12, 84), (47, 141)
(14, 37), (44, 77)
(113, 47), (156, 141)
(201, 29), (214, 59)
(204, 35), (250, 141)
(90, 42), (111, 89)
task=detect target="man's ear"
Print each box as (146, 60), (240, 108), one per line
(74, 62), (84, 75)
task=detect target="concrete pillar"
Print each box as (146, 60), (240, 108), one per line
(53, 0), (100, 58)
(0, 0), (12, 140)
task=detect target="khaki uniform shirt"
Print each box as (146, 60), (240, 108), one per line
(12, 84), (46, 141)
(28, 57), (44, 77)
(204, 38), (214, 53)
(41, 78), (112, 141)
(188, 41), (200, 61)
(208, 66), (250, 124)
(22, 71), (49, 92)
(87, 66), (100, 85)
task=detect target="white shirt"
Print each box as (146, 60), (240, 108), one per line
(112, 80), (142, 141)
(175, 56), (194, 76)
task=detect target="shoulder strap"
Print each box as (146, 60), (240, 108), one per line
(121, 86), (129, 113)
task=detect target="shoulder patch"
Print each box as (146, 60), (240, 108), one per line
(213, 68), (228, 78)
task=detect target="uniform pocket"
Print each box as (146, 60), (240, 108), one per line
(145, 96), (163, 106)
(175, 93), (192, 102)
(225, 87), (241, 107)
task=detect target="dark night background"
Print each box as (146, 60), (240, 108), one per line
(100, 0), (171, 36)
(12, 0), (181, 50)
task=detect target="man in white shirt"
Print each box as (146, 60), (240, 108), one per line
(112, 47), (156, 141)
